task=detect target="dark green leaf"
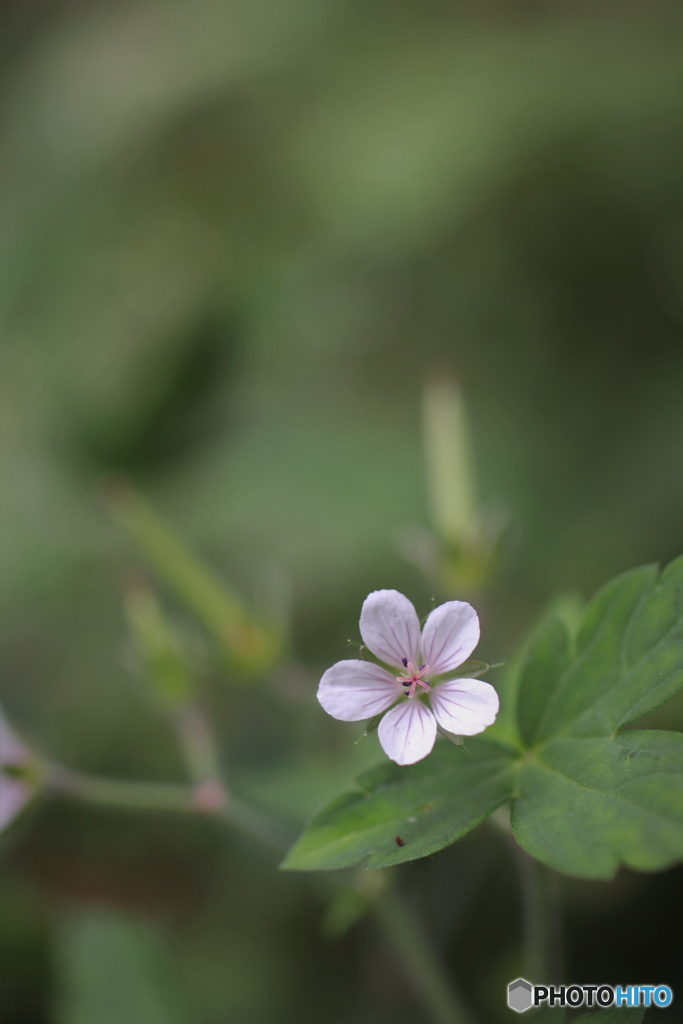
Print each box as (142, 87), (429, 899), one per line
(511, 731), (683, 878)
(517, 615), (572, 747)
(286, 558), (683, 878)
(486, 593), (583, 749)
(524, 557), (683, 741)
(281, 739), (516, 871)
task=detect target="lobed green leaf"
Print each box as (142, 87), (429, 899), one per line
(511, 731), (683, 878)
(531, 557), (683, 741)
(280, 739), (516, 871)
(286, 557), (683, 877)
(517, 614), (572, 747)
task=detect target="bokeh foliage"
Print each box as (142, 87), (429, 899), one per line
(2, 0), (683, 1021)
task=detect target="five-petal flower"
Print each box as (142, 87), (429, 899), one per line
(317, 590), (499, 765)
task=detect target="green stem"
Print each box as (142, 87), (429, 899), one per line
(372, 888), (471, 1024)
(513, 846), (564, 983)
(221, 796), (295, 854)
(173, 704), (225, 786)
(46, 763), (469, 1024)
(47, 765), (197, 813)
(47, 763), (294, 855)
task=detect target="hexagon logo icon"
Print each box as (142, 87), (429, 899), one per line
(508, 978), (533, 1013)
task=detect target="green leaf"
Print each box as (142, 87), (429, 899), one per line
(281, 739), (516, 871)
(532, 557), (683, 740)
(286, 557), (683, 878)
(517, 615), (572, 747)
(486, 592), (583, 749)
(511, 731), (683, 878)
(123, 584), (193, 708)
(320, 887), (370, 939)
(53, 909), (189, 1024)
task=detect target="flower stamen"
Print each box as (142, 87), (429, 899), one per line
(396, 662), (431, 699)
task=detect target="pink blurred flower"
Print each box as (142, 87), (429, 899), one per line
(317, 590), (499, 765)
(0, 709), (38, 831)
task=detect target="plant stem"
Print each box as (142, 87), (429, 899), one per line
(46, 764), (291, 850)
(46, 760), (468, 1024)
(46, 765), (197, 813)
(221, 796), (295, 854)
(372, 887), (471, 1024)
(173, 704), (226, 793)
(513, 845), (564, 983)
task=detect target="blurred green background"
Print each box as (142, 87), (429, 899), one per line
(2, 1), (683, 1021)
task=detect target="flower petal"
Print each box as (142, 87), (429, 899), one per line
(317, 660), (401, 722)
(420, 601), (480, 674)
(0, 711), (30, 766)
(378, 699), (437, 765)
(0, 777), (32, 832)
(359, 590), (420, 668)
(429, 678), (499, 736)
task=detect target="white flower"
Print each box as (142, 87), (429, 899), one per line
(317, 590), (499, 766)
(0, 708), (37, 832)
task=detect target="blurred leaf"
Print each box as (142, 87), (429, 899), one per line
(281, 739), (516, 871)
(320, 887), (369, 939)
(108, 484), (282, 676)
(77, 311), (240, 476)
(53, 909), (190, 1024)
(294, 20), (683, 241)
(422, 376), (481, 550)
(123, 584), (193, 708)
(320, 867), (387, 939)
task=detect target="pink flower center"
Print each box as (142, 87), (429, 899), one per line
(396, 659), (431, 699)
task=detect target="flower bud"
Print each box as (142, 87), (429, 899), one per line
(123, 581), (193, 708)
